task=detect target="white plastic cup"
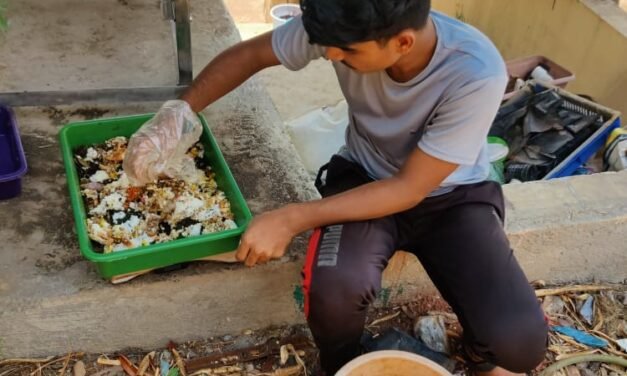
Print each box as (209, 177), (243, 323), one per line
(270, 4), (302, 29)
(530, 65), (554, 82)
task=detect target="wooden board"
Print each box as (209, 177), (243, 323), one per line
(110, 251), (239, 284)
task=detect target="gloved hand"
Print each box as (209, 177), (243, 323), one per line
(123, 100), (203, 186)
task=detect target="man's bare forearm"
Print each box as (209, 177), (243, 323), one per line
(285, 148), (459, 234)
(286, 176), (420, 233)
(181, 33), (280, 112)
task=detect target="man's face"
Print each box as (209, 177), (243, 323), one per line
(325, 39), (403, 73)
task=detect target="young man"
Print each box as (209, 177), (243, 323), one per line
(126, 0), (548, 374)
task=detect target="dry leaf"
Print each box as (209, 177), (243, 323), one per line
(189, 366), (242, 375)
(171, 348), (187, 376)
(0, 357), (54, 366)
(73, 361), (86, 376)
(118, 355), (138, 376)
(367, 311), (400, 328)
(97, 356), (122, 367)
(286, 345), (307, 376)
(593, 307), (605, 332)
(565, 366), (581, 376)
(137, 351), (156, 376)
(91, 367), (125, 376)
(535, 285), (615, 298)
(555, 350), (598, 361)
(29, 357), (71, 376)
(58, 353), (73, 376)
(601, 363), (625, 374)
(279, 345), (289, 366)
(266, 365), (303, 376)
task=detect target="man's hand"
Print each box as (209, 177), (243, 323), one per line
(235, 207), (299, 267)
(123, 100), (202, 186)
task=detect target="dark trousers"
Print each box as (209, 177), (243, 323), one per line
(302, 155), (548, 374)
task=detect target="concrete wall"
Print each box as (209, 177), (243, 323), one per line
(381, 171), (627, 303)
(239, 0), (627, 115)
(432, 0), (627, 116)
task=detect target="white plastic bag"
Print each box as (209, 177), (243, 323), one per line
(123, 100), (202, 186)
(287, 100), (349, 173)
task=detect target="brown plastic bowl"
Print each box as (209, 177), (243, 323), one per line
(335, 350), (453, 376)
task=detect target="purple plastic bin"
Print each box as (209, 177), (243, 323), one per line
(0, 105), (28, 200)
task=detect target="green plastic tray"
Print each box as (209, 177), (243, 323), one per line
(59, 113), (252, 279)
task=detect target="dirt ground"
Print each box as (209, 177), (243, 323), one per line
(1, 284), (625, 376)
(0, 294), (453, 376)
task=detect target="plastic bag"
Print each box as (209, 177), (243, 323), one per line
(287, 100), (349, 173)
(123, 100), (203, 186)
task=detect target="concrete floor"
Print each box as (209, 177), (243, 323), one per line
(0, 1), (177, 91)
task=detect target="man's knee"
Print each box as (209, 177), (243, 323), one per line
(479, 310), (548, 372)
(308, 272), (378, 324)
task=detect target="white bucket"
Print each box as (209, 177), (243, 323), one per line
(270, 3), (302, 29)
(336, 350), (453, 376)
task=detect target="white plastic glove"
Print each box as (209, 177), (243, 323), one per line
(123, 100), (203, 186)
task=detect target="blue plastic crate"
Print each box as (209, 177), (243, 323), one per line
(529, 83), (622, 180)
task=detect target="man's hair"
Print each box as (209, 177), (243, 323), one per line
(300, 0), (431, 48)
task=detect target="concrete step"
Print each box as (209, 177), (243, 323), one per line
(0, 0), (317, 358)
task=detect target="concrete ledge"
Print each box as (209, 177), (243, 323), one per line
(583, 0), (627, 37)
(1, 261), (305, 357)
(504, 171), (627, 232)
(505, 172), (627, 283)
(381, 172), (627, 302)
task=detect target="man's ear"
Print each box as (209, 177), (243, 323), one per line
(395, 30), (415, 54)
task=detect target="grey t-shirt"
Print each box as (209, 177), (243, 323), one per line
(272, 11), (508, 196)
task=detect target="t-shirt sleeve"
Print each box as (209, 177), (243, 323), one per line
(417, 75), (508, 165)
(271, 15), (326, 71)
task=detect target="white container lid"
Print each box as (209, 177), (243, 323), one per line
(488, 142), (509, 163)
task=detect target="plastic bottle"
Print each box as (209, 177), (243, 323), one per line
(604, 128), (627, 171)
